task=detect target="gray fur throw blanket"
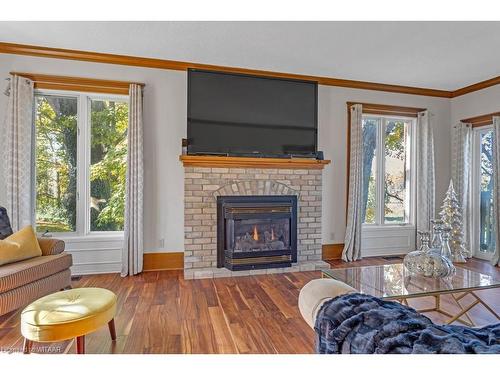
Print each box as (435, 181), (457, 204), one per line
(315, 293), (500, 354)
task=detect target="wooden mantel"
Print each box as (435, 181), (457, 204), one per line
(179, 155), (331, 169)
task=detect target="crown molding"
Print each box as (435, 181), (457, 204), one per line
(451, 76), (500, 98)
(0, 41), (452, 98)
(1, 41), (497, 99)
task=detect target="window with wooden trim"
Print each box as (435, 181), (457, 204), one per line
(34, 90), (129, 236)
(361, 114), (416, 226)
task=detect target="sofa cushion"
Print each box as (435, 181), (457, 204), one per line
(0, 207), (13, 240)
(0, 253), (72, 294)
(0, 226), (42, 265)
(0, 241), (22, 266)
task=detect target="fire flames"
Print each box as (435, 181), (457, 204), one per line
(252, 225), (259, 241)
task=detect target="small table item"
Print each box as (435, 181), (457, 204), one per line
(322, 263), (500, 327)
(21, 287), (117, 354)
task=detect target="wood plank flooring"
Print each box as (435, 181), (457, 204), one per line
(0, 257), (498, 354)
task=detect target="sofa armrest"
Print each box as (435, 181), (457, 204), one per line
(37, 238), (66, 256)
(298, 279), (357, 329)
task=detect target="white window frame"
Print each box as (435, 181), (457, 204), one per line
(471, 125), (495, 261)
(34, 89), (129, 240)
(361, 114), (417, 230)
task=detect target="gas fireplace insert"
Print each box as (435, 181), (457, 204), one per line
(216, 195), (298, 271)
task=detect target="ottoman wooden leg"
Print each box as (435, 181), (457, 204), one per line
(23, 338), (33, 354)
(76, 336), (85, 354)
(108, 318), (117, 340)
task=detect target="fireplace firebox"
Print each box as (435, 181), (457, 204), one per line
(217, 196), (297, 271)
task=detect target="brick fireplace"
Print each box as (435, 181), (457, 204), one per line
(181, 156), (330, 279)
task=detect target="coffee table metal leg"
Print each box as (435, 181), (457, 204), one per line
(470, 291), (500, 320)
(450, 293), (475, 326)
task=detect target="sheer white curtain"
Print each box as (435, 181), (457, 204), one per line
(491, 116), (500, 266)
(3, 75), (34, 231)
(451, 122), (473, 257)
(121, 84), (144, 276)
(342, 104), (363, 262)
(415, 110), (436, 237)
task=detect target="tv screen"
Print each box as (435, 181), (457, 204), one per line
(187, 69), (318, 157)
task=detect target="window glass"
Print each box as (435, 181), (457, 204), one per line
(362, 118), (378, 224)
(384, 120), (410, 223)
(34, 92), (128, 235)
(478, 130), (495, 253)
(90, 99), (128, 231)
(361, 115), (413, 226)
(35, 95), (78, 233)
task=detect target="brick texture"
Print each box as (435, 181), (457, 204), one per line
(184, 167), (324, 272)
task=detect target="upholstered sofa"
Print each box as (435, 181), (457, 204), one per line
(298, 278), (356, 328)
(0, 207), (72, 316)
(0, 237), (73, 316)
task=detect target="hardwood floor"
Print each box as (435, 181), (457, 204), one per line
(0, 257), (498, 354)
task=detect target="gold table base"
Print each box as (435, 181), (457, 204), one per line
(394, 291), (500, 327)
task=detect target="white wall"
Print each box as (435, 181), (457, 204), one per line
(0, 53), (453, 272)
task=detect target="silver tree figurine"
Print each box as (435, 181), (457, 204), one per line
(439, 180), (467, 263)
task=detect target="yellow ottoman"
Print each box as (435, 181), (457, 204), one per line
(21, 287), (117, 354)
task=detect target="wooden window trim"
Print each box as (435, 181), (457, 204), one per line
(346, 102), (425, 118)
(11, 72), (145, 95)
(345, 102), (425, 220)
(461, 111), (500, 128)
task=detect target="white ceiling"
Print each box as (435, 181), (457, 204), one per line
(1, 21), (499, 90)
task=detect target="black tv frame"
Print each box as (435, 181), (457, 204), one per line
(187, 68), (318, 158)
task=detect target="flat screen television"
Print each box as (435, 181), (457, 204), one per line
(187, 69), (318, 157)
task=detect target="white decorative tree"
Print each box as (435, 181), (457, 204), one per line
(439, 180), (467, 263)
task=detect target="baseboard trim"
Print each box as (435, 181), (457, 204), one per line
(322, 243), (344, 260)
(144, 247), (343, 270)
(143, 252), (184, 271)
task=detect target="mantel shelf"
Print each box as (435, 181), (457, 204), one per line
(179, 155), (331, 170)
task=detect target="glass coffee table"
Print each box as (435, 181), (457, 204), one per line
(322, 263), (500, 326)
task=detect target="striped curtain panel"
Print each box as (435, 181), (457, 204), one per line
(342, 104), (363, 262)
(491, 116), (500, 266)
(451, 122), (473, 257)
(415, 111), (436, 238)
(3, 75), (35, 231)
(121, 84), (144, 276)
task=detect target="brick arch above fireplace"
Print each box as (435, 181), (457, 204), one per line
(212, 180), (299, 198)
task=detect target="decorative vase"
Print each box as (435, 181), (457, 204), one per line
(440, 226), (453, 260)
(403, 231), (430, 275)
(404, 230), (455, 278)
(430, 219), (444, 254)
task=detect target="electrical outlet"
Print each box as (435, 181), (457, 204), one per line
(159, 238), (165, 248)
(330, 232), (335, 241)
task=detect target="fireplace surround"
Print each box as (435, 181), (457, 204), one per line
(217, 195), (297, 271)
(181, 156), (331, 279)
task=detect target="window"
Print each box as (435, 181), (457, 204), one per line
(35, 91), (129, 236)
(361, 115), (415, 226)
(472, 127), (496, 259)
